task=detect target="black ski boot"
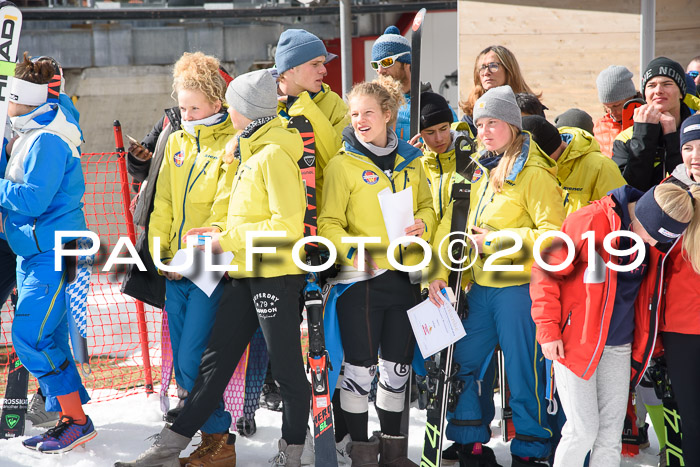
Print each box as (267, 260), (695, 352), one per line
(236, 416), (257, 437)
(510, 454), (549, 466)
(457, 443), (502, 467)
(260, 383), (283, 412)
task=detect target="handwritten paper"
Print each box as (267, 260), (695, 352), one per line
(406, 290), (466, 358)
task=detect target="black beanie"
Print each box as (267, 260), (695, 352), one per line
(420, 92), (454, 131)
(522, 115), (562, 157)
(641, 57), (687, 96)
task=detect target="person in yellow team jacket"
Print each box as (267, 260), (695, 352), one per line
(118, 69), (310, 467)
(522, 116), (626, 215)
(146, 52), (236, 448)
(410, 91), (476, 221)
(319, 76), (435, 466)
(274, 29), (349, 210)
(428, 85), (564, 466)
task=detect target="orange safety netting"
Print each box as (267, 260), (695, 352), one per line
(0, 152), (159, 403)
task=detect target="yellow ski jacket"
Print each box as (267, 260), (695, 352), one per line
(219, 117), (307, 278)
(433, 133), (566, 288)
(278, 83), (349, 210)
(556, 126), (626, 215)
(420, 122), (476, 221)
(319, 138), (436, 271)
(149, 114), (236, 263)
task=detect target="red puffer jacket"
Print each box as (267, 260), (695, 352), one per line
(593, 113), (622, 158)
(531, 191), (667, 387)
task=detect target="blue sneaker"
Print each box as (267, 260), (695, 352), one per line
(25, 416), (97, 454)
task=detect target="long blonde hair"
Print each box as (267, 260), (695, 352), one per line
(460, 46), (541, 117)
(172, 52), (226, 105)
(346, 75), (405, 127)
(479, 123), (525, 193)
(657, 184), (700, 274)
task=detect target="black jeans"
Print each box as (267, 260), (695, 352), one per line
(662, 332), (700, 467)
(171, 274), (310, 445)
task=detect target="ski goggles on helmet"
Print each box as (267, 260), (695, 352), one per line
(370, 51), (410, 70)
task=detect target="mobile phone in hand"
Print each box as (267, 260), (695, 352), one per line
(125, 134), (141, 147)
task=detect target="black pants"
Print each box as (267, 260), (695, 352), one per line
(662, 332), (700, 467)
(336, 270), (419, 367)
(171, 274), (310, 445)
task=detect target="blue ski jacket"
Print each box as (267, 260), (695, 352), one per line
(0, 102), (87, 257)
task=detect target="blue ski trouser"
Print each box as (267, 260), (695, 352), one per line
(11, 250), (89, 412)
(165, 277), (229, 434)
(446, 283), (551, 459)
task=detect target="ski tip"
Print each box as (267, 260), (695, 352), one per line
(412, 8), (427, 31)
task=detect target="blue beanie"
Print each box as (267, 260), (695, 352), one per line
(680, 113), (700, 147)
(372, 26), (411, 64)
(275, 29), (333, 75)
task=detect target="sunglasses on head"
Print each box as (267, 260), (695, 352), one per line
(370, 51), (410, 70)
(689, 71), (700, 78)
(478, 62), (501, 74)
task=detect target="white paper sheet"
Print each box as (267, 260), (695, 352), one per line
(377, 186), (414, 247)
(406, 292), (466, 358)
(170, 247), (234, 297)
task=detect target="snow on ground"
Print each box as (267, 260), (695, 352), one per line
(0, 389), (662, 467)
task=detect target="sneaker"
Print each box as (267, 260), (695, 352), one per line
(441, 442), (462, 466)
(335, 433), (351, 465)
(236, 416), (257, 437)
(26, 416), (97, 454)
(26, 393), (60, 428)
(301, 427), (314, 465)
(260, 383), (283, 412)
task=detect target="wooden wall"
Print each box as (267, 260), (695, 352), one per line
(457, 0), (700, 123)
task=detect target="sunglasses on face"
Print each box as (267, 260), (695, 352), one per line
(370, 51), (410, 70)
(478, 62), (501, 74)
(689, 71), (700, 78)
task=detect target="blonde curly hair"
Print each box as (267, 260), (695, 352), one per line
(172, 52), (226, 104)
(346, 75), (405, 127)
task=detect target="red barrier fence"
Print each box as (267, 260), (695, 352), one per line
(0, 149), (159, 402)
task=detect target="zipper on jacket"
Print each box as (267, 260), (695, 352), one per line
(32, 218), (42, 252)
(188, 160), (211, 193)
(561, 311), (572, 333)
(436, 156), (444, 219)
(177, 129), (201, 249)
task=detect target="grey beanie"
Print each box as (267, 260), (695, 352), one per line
(473, 85), (522, 130)
(554, 108), (595, 135)
(596, 66), (636, 104)
(225, 69), (279, 121)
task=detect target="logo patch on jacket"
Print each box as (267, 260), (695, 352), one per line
(173, 151), (185, 167)
(362, 170), (379, 185)
(471, 167), (483, 183)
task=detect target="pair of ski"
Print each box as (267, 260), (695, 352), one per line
(419, 134), (481, 467)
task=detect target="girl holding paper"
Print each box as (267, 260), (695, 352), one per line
(428, 85), (565, 466)
(147, 52), (236, 440)
(319, 75), (435, 465)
